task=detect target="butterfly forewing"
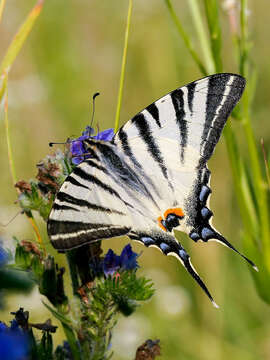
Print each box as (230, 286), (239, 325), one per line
(48, 154), (132, 250)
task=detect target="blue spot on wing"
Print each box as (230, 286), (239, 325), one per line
(201, 227), (215, 240)
(160, 242), (170, 252)
(141, 237), (155, 246)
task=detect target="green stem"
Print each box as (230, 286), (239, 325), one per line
(66, 251), (80, 296)
(239, 0), (248, 76)
(0, 0), (6, 24)
(4, 82), (17, 185)
(203, 0), (223, 73)
(188, 0), (215, 74)
(239, 0), (270, 267)
(223, 124), (257, 236)
(242, 110), (270, 259)
(114, 0), (133, 133)
(164, 0), (207, 76)
(261, 138), (270, 190)
(61, 322), (81, 360)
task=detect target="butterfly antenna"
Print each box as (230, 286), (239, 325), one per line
(90, 92), (100, 134)
(49, 139), (71, 147)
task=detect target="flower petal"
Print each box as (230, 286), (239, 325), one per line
(0, 247), (8, 267)
(103, 249), (121, 277)
(120, 244), (139, 271)
(94, 128), (114, 141)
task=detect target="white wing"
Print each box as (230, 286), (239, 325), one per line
(48, 73), (256, 306)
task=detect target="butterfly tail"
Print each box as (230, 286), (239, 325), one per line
(130, 231), (219, 308)
(201, 227), (258, 271)
(167, 243), (219, 308)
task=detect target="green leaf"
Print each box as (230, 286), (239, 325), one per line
(0, 72), (7, 105)
(43, 302), (81, 360)
(42, 301), (72, 328)
(0, 268), (34, 292)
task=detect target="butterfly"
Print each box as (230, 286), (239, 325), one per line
(47, 73), (257, 307)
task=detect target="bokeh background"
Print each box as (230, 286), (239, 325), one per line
(1, 1), (270, 359)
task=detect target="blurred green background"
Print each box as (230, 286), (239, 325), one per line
(1, 1), (270, 359)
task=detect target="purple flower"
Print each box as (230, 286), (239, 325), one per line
(0, 320), (29, 360)
(82, 126), (94, 137)
(94, 128), (114, 141)
(70, 135), (88, 165)
(0, 247), (8, 267)
(0, 322), (8, 332)
(120, 244), (139, 270)
(103, 249), (121, 277)
(103, 245), (139, 277)
(70, 126), (114, 165)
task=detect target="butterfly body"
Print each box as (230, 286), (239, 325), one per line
(48, 73), (257, 306)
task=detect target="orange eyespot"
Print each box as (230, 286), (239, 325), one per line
(157, 208), (184, 232)
(157, 216), (167, 232)
(164, 208), (184, 219)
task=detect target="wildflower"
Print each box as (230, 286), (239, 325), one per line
(94, 128), (114, 141)
(103, 249), (121, 277)
(103, 244), (139, 277)
(0, 319), (29, 360)
(120, 244), (139, 270)
(55, 341), (73, 360)
(36, 161), (62, 193)
(0, 247), (8, 267)
(70, 126), (114, 165)
(135, 339), (161, 360)
(14, 180), (32, 194)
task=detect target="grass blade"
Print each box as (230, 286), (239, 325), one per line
(261, 139), (270, 190)
(114, 0), (133, 133)
(164, 0), (207, 76)
(0, 0), (6, 24)
(188, 0), (215, 74)
(0, 72), (7, 105)
(0, 0), (44, 75)
(203, 0), (223, 72)
(3, 81), (17, 185)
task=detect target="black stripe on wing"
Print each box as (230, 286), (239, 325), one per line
(85, 139), (161, 208)
(65, 175), (89, 190)
(73, 166), (121, 198)
(146, 103), (161, 128)
(200, 74), (229, 160)
(132, 113), (172, 188)
(54, 191), (126, 215)
(170, 88), (187, 163)
(115, 127), (143, 169)
(48, 219), (130, 250)
(187, 82), (195, 113)
(53, 203), (79, 212)
(201, 74), (245, 162)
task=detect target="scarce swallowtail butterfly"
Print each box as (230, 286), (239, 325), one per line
(47, 73), (257, 307)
